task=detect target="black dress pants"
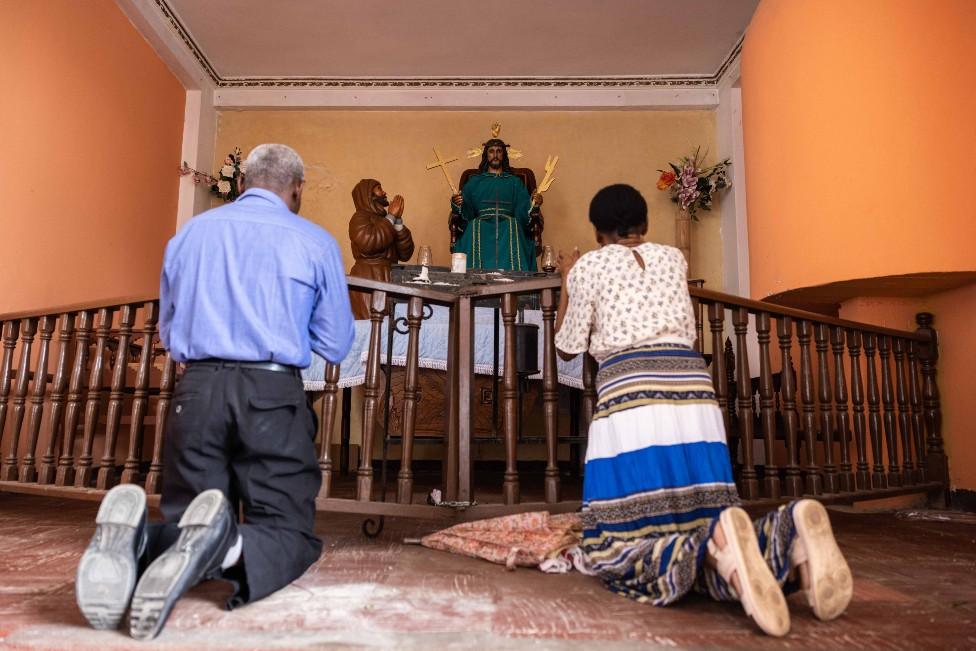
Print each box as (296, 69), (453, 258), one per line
(146, 362), (322, 608)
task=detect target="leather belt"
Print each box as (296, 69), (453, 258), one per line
(189, 359), (299, 375)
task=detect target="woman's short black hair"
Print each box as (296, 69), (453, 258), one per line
(589, 184), (648, 237)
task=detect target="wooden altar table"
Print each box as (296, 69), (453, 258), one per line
(313, 268), (595, 512)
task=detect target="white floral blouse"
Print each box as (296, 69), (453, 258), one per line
(554, 242), (696, 362)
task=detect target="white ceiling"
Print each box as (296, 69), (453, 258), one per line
(162, 0), (758, 83)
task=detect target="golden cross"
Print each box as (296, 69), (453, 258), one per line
(425, 147), (459, 195)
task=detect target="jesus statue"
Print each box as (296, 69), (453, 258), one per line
(450, 137), (543, 271)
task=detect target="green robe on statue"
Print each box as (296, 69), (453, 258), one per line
(451, 172), (537, 271)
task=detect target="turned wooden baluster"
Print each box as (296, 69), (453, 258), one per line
(358, 290), (386, 501)
(1, 318), (38, 481)
(847, 330), (870, 490)
(96, 304), (135, 489)
(732, 308), (758, 499)
(907, 341), (927, 483)
(76, 307), (114, 488)
(317, 362), (341, 499)
(121, 303), (158, 485)
(725, 338), (737, 428)
(915, 313), (948, 488)
(57, 310), (94, 486)
(38, 313), (75, 484)
(707, 303), (733, 444)
(796, 320), (822, 495)
(692, 295), (704, 353)
(831, 327), (855, 491)
(755, 312), (779, 498)
(0, 322), (20, 462)
(455, 296), (476, 504)
(878, 336), (901, 487)
(581, 353), (597, 441)
(815, 324), (838, 493)
(144, 352), (174, 495)
(863, 333), (886, 489)
(397, 297), (424, 505)
(501, 293), (520, 504)
(444, 302), (461, 500)
(541, 287), (560, 503)
(892, 338), (914, 486)
(777, 317), (802, 496)
(19, 316), (56, 483)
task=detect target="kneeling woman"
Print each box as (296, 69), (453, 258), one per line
(554, 184), (853, 637)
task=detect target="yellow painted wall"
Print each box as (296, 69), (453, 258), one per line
(0, 0), (185, 315)
(214, 110), (725, 288)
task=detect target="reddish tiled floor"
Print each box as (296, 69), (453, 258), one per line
(1, 492), (974, 650)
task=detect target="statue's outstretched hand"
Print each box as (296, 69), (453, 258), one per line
(389, 195), (405, 218)
(451, 193), (463, 207)
(556, 247), (580, 276)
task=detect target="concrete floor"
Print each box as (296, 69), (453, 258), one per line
(1, 492), (974, 650)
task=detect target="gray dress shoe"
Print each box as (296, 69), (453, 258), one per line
(76, 484), (148, 629)
(128, 489), (238, 640)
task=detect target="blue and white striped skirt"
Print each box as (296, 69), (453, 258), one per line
(580, 345), (797, 605)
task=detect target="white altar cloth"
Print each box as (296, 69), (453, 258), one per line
(302, 304), (584, 391)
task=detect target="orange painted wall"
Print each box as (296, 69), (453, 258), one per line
(741, 0), (976, 300)
(0, 1), (185, 314)
(840, 284), (976, 492)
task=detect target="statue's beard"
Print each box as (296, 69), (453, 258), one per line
(488, 158), (503, 169)
(373, 196), (390, 210)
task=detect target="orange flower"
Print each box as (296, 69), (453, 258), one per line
(657, 171), (676, 190)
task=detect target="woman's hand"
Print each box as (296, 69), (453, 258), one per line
(556, 247), (580, 276)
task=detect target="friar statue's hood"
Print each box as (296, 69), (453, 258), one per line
(351, 178), (384, 216)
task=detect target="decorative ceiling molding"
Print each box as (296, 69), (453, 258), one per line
(154, 0), (743, 90)
(212, 86), (720, 110)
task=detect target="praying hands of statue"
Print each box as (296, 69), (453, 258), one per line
(389, 194), (405, 219)
(556, 247), (580, 276)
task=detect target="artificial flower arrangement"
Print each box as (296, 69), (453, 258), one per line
(179, 147), (245, 202)
(656, 148), (731, 220)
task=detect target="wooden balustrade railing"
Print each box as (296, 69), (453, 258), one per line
(0, 283), (949, 518)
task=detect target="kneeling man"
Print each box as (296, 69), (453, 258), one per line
(75, 143), (354, 640)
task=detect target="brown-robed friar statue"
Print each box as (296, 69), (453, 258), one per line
(348, 178), (415, 319)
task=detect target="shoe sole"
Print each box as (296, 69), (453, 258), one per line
(720, 507), (791, 637)
(794, 500), (853, 621)
(76, 484), (146, 630)
(129, 489), (228, 641)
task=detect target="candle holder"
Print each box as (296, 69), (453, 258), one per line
(541, 245), (556, 273)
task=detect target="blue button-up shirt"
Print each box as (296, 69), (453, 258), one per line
(159, 188), (354, 367)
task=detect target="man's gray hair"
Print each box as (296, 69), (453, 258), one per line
(244, 144), (305, 191)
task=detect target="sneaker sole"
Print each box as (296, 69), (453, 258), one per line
(75, 484), (146, 630)
(128, 489), (228, 640)
(720, 507), (791, 637)
(794, 500), (853, 621)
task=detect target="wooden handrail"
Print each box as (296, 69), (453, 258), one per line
(0, 294), (157, 322)
(691, 287), (927, 341)
(0, 281), (928, 344)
